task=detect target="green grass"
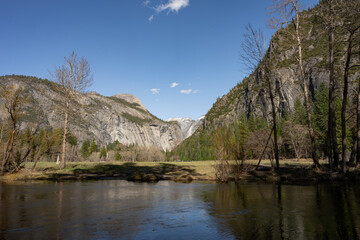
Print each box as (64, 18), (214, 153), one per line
(2, 159), (359, 183)
(24, 161), (216, 177)
(22, 159), (321, 179)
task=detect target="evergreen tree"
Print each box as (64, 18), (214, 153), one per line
(313, 83), (329, 155)
(90, 139), (98, 153)
(292, 98), (307, 125)
(38, 129), (50, 156)
(80, 140), (90, 159)
(66, 132), (78, 147)
(99, 146), (107, 160)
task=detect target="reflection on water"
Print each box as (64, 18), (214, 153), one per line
(202, 183), (360, 240)
(0, 181), (359, 240)
(0, 181), (222, 240)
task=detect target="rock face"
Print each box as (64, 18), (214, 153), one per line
(167, 116), (204, 140)
(203, 4), (359, 130)
(0, 75), (182, 150)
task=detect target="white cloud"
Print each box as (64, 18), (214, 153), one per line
(143, 0), (151, 6)
(145, 0), (189, 22)
(151, 88), (160, 94)
(180, 89), (192, 94)
(171, 82), (179, 88)
(180, 88), (198, 95)
(155, 0), (190, 13)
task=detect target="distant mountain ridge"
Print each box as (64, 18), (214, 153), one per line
(167, 116), (204, 140)
(0, 75), (182, 150)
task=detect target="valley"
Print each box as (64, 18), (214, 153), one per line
(1, 1), (360, 239)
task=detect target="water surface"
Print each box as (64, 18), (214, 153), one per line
(0, 180), (359, 239)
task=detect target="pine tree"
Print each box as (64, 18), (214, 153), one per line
(99, 146), (107, 160)
(313, 83), (329, 155)
(90, 139), (98, 153)
(292, 98), (307, 126)
(80, 140), (90, 159)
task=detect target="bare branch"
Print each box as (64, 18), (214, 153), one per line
(239, 24), (267, 74)
(50, 51), (93, 169)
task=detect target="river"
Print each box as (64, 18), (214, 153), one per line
(0, 180), (359, 239)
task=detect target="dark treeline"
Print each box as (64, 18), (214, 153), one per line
(171, 84), (343, 163)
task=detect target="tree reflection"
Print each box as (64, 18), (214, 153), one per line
(0, 181), (360, 240)
(202, 182), (360, 240)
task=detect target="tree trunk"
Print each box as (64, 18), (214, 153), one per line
(341, 33), (353, 174)
(292, 139), (300, 162)
(0, 123), (3, 144)
(60, 101), (69, 169)
(328, 26), (340, 169)
(266, 73), (280, 170)
(256, 128), (273, 170)
(327, 135), (332, 167)
(32, 149), (43, 171)
(292, 3), (320, 168)
(357, 41), (360, 166)
(32, 157), (40, 171)
(1, 133), (12, 174)
(349, 138), (357, 166)
(1, 127), (15, 175)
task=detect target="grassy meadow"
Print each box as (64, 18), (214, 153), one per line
(2, 158), (353, 183)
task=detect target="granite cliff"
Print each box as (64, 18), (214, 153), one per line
(0, 75), (182, 150)
(203, 3), (359, 130)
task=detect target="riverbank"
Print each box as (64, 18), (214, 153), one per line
(1, 161), (216, 182)
(1, 159), (360, 183)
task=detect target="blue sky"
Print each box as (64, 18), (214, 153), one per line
(0, 0), (318, 120)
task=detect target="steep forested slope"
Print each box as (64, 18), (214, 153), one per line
(172, 1), (360, 161)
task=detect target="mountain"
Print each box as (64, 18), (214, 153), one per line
(0, 75), (182, 150)
(170, 1), (360, 161)
(167, 116), (204, 140)
(202, 3), (360, 130)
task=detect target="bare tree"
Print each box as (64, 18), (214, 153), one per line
(0, 84), (37, 174)
(319, 0), (360, 172)
(283, 121), (309, 161)
(319, 0), (341, 168)
(240, 24), (280, 169)
(240, 24), (267, 73)
(0, 85), (22, 174)
(269, 0), (320, 168)
(213, 128), (231, 182)
(339, 0), (360, 173)
(51, 51), (93, 169)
